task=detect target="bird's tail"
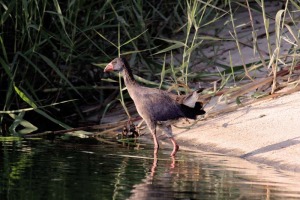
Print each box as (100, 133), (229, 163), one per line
(180, 102), (205, 119)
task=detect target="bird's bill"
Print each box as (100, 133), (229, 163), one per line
(104, 62), (114, 72)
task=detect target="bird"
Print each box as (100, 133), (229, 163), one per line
(104, 57), (205, 156)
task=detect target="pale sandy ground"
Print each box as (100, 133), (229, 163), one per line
(166, 91), (300, 172)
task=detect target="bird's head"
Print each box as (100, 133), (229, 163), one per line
(104, 57), (126, 72)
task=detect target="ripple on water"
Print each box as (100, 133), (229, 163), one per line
(1, 140), (300, 200)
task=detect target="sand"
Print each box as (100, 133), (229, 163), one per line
(166, 91), (300, 172)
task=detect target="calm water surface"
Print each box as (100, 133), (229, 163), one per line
(1, 140), (300, 200)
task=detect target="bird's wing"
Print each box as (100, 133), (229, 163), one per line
(166, 90), (199, 108)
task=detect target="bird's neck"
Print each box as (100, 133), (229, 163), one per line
(121, 60), (141, 100)
(122, 67), (137, 89)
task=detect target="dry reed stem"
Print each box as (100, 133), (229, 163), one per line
(207, 85), (300, 119)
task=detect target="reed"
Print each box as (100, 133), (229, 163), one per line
(1, 0), (299, 137)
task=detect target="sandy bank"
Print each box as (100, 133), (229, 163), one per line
(163, 91), (300, 172)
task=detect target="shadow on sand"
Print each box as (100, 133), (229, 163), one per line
(241, 137), (300, 158)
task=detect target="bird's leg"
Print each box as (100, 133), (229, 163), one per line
(170, 138), (179, 157)
(170, 155), (176, 169)
(151, 127), (159, 149)
(147, 121), (159, 154)
(150, 151), (158, 177)
(161, 124), (179, 157)
(152, 128), (159, 154)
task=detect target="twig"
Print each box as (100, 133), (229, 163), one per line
(24, 117), (142, 138)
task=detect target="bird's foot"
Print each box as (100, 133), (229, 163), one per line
(170, 144), (179, 157)
(153, 142), (159, 155)
(153, 146), (159, 155)
(170, 138), (179, 157)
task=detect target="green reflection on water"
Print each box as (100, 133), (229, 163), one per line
(1, 140), (300, 200)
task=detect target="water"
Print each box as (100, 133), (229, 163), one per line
(1, 140), (300, 200)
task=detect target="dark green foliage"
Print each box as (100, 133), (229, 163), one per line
(0, 0), (193, 134)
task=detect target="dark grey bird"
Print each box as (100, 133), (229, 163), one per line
(104, 57), (205, 156)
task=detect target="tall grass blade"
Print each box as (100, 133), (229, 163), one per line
(37, 53), (82, 96)
(0, 57), (13, 79)
(52, 0), (70, 41)
(14, 84), (72, 129)
(261, 0), (273, 58)
(0, 100), (77, 114)
(9, 112), (38, 134)
(120, 29), (148, 47)
(229, 0), (253, 81)
(95, 31), (117, 48)
(159, 54), (166, 89)
(0, 36), (8, 62)
(14, 84), (37, 108)
(153, 38), (186, 55)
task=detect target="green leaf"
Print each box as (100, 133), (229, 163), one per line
(35, 108), (72, 129)
(197, 36), (225, 41)
(14, 84), (72, 130)
(95, 30), (117, 48)
(37, 53), (82, 97)
(153, 43), (186, 55)
(0, 36), (8, 62)
(17, 53), (51, 83)
(68, 131), (93, 138)
(0, 99), (77, 114)
(120, 29), (148, 47)
(159, 54), (166, 89)
(0, 57), (13, 79)
(14, 85), (37, 108)
(155, 37), (187, 46)
(9, 112), (38, 134)
(101, 78), (118, 83)
(236, 96), (243, 105)
(275, 10), (285, 42)
(0, 137), (22, 142)
(9, 112), (25, 134)
(185, 40), (203, 56)
(53, 0), (69, 40)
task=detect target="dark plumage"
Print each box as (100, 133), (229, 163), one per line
(104, 57), (205, 156)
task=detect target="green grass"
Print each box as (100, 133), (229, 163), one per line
(0, 0), (300, 137)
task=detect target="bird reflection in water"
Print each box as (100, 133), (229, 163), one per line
(128, 152), (177, 200)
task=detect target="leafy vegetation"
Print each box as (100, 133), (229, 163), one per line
(0, 0), (299, 137)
